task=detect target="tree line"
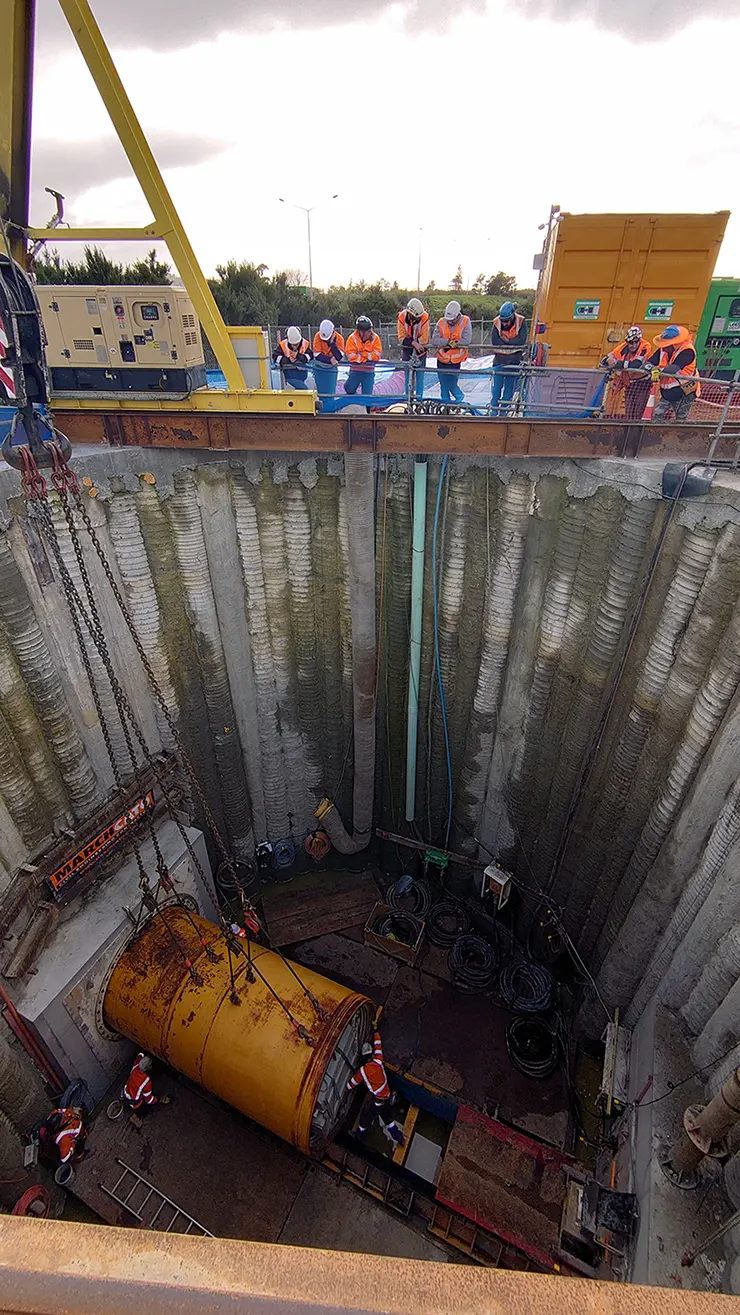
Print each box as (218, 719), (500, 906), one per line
(32, 246), (537, 326)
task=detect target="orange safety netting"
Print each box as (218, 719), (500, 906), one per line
(605, 376), (740, 424)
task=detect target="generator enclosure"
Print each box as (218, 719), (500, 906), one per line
(39, 284), (207, 394)
(537, 211), (729, 369)
(696, 278), (740, 378)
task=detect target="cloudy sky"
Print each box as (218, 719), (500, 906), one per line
(30, 0), (740, 290)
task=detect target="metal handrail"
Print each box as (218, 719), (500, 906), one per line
(204, 353), (740, 422)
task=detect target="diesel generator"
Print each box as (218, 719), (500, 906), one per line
(38, 285), (207, 395)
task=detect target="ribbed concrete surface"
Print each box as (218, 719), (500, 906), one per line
(3, 451), (740, 1072)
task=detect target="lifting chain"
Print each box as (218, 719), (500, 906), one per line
(20, 438), (323, 1029)
(24, 458), (200, 983)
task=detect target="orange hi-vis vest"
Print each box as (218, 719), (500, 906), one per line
(54, 1109), (83, 1163)
(657, 342), (700, 396)
(347, 1033), (391, 1100)
(397, 310), (430, 350)
(436, 316), (470, 364)
(312, 330), (345, 362)
(346, 330), (382, 366)
(611, 338), (651, 386)
(613, 338), (651, 364)
(124, 1054), (156, 1107)
(492, 312), (525, 340)
(278, 337), (310, 363)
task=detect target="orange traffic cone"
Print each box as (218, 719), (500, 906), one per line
(643, 386), (656, 421)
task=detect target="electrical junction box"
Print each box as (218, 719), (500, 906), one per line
(38, 284), (207, 395)
(598, 1021), (631, 1114)
(481, 862), (512, 910)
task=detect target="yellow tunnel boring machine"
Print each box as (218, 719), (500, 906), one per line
(103, 910), (373, 1155)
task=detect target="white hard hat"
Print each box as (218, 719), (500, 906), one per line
(319, 319), (334, 340)
(286, 326), (302, 345)
(139, 1054), (152, 1073)
(407, 297), (424, 317)
(445, 301), (461, 321)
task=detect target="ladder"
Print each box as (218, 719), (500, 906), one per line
(99, 1158), (213, 1236)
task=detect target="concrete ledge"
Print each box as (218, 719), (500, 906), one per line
(0, 1216), (737, 1315)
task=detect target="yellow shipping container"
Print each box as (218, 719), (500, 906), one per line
(537, 211), (729, 368)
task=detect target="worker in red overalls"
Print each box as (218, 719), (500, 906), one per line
(346, 1031), (405, 1146)
(122, 1053), (171, 1112)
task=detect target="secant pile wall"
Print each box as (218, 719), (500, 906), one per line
(2, 449), (740, 1084)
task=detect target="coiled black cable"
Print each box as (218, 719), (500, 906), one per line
(448, 933), (497, 993)
(427, 899), (470, 947)
(216, 859), (258, 898)
(375, 911), (422, 946)
(499, 959), (553, 1013)
(506, 1015), (559, 1079)
(387, 877), (432, 919)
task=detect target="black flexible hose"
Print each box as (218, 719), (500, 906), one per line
(427, 899), (470, 947)
(216, 859), (258, 897)
(499, 959), (553, 1013)
(387, 877), (432, 919)
(376, 911), (422, 946)
(448, 933), (497, 993)
(506, 1015), (559, 1079)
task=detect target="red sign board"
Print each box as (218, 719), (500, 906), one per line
(48, 791), (155, 897)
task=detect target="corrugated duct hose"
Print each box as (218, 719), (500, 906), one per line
(506, 1016), (559, 1079)
(448, 933), (497, 993)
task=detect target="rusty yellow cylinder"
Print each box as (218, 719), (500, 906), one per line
(104, 909), (372, 1155)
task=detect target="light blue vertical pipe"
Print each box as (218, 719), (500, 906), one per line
(405, 458), (428, 821)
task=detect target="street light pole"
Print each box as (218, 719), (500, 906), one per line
(306, 208), (312, 289)
(279, 195), (338, 290)
(417, 227), (422, 293)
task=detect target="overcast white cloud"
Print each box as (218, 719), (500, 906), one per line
(30, 1), (740, 289)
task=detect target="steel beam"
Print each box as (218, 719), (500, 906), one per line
(53, 408), (725, 461)
(24, 225), (160, 242)
(0, 0), (34, 260)
(55, 0), (245, 393)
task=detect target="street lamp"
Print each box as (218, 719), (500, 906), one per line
(278, 194), (339, 289)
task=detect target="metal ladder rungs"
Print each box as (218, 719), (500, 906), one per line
(100, 1158), (213, 1237)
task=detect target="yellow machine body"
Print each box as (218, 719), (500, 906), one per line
(39, 285), (205, 372)
(104, 910), (372, 1154)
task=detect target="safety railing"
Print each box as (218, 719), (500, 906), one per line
(204, 353), (740, 426)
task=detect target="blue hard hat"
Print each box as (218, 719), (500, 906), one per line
(500, 301), (516, 319)
(662, 325), (681, 340)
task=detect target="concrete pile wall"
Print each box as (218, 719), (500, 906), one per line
(2, 449), (740, 1076)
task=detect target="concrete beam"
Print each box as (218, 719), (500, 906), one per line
(0, 1215), (733, 1315)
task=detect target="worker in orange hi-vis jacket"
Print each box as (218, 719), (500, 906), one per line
(397, 297), (430, 399)
(346, 1031), (405, 1146)
(49, 1106), (87, 1164)
(122, 1052), (171, 1112)
(344, 316), (382, 401)
(601, 325), (652, 421)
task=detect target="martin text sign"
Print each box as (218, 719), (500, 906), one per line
(48, 791), (155, 899)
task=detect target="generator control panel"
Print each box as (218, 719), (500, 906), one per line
(39, 284), (207, 395)
(696, 278), (740, 379)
